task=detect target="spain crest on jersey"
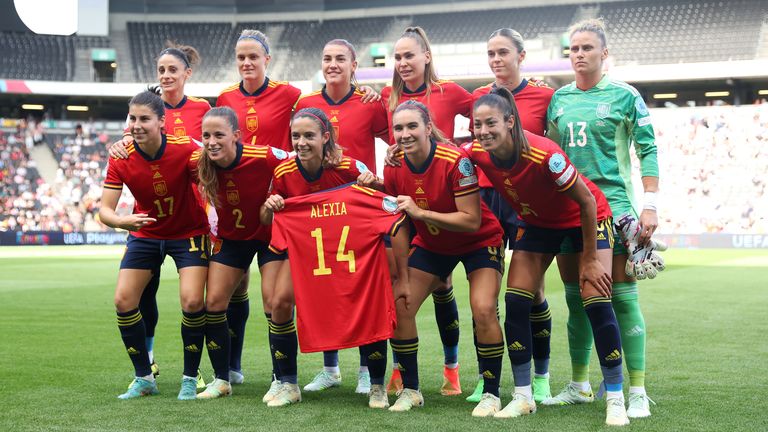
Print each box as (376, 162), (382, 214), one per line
(415, 198), (430, 210)
(333, 125), (340, 141)
(227, 190), (240, 206)
(174, 127), (187, 137)
(596, 103), (611, 119)
(246, 114), (259, 132)
(153, 180), (168, 196)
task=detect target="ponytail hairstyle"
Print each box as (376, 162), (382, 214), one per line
(393, 99), (450, 145)
(238, 29), (271, 55)
(129, 85), (165, 119)
(488, 28), (525, 54)
(473, 87), (529, 154)
(569, 18), (608, 48)
(292, 108), (341, 163)
(158, 41), (201, 69)
(324, 39), (359, 88)
(389, 26), (440, 112)
(197, 106), (240, 208)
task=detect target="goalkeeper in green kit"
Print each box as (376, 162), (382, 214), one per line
(544, 18), (666, 419)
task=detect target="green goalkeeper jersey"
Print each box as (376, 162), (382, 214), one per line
(546, 75), (658, 217)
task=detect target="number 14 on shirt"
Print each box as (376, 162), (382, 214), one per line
(310, 225), (356, 276)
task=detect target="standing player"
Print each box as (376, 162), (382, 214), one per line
(259, 108), (387, 408)
(466, 28), (556, 404)
(112, 44), (211, 386)
(293, 39), (389, 394)
(544, 19), (664, 418)
(469, 87), (629, 425)
(268, 183), (411, 410)
(191, 106), (289, 399)
(100, 87), (209, 400)
(359, 100), (506, 416)
(215, 29), (302, 388)
(380, 26), (473, 396)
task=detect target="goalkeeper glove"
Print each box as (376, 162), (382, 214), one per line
(615, 213), (668, 280)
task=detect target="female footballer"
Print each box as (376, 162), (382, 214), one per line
(293, 39), (390, 395)
(100, 87), (209, 401)
(380, 26), (474, 396)
(469, 87), (629, 425)
(544, 19), (662, 419)
(259, 108), (392, 409)
(360, 100), (506, 417)
(192, 106), (289, 399)
(466, 28), (556, 404)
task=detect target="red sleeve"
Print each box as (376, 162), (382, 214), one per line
(454, 83), (473, 119)
(368, 192), (407, 237)
(188, 149), (200, 184)
(451, 149), (479, 197)
(383, 165), (397, 196)
(543, 148), (578, 192)
(288, 85), (302, 109)
(103, 159), (124, 191)
(371, 100), (390, 141)
(269, 211), (288, 253)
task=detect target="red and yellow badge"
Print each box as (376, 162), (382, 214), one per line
(246, 114), (258, 132)
(153, 181), (168, 196)
(226, 190), (240, 206)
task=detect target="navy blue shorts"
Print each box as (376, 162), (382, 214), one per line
(480, 187), (520, 250)
(210, 238), (285, 270)
(120, 234), (209, 270)
(513, 218), (614, 254)
(408, 245), (504, 281)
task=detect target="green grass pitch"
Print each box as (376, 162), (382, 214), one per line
(1, 246), (766, 431)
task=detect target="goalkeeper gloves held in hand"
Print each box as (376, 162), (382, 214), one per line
(615, 213), (668, 280)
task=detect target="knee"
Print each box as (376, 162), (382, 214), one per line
(205, 291), (229, 312)
(271, 293), (293, 317)
(471, 302), (498, 328)
(114, 293), (135, 313)
(181, 296), (204, 312)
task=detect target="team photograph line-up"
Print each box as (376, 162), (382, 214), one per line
(5, 1), (767, 431)
(97, 18), (665, 427)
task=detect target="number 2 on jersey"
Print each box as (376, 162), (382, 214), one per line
(310, 226), (356, 276)
(567, 121), (587, 147)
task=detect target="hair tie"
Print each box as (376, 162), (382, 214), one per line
(238, 35), (270, 54)
(403, 100), (430, 120)
(159, 48), (190, 68)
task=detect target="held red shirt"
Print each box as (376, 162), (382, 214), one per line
(192, 143), (289, 241)
(216, 78), (301, 151)
(462, 131), (612, 230)
(269, 184), (406, 352)
(104, 134), (209, 239)
(295, 86), (389, 174)
(383, 141), (503, 255)
(123, 95), (211, 140)
(472, 79), (554, 188)
(381, 80), (472, 143)
(271, 156), (369, 198)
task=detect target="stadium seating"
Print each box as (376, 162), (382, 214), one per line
(600, 0), (764, 64)
(2, 1), (767, 82)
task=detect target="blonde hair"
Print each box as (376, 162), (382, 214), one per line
(389, 27), (440, 112)
(569, 18), (608, 48)
(237, 29), (270, 55)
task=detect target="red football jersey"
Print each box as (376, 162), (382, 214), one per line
(104, 134), (209, 239)
(472, 79), (554, 188)
(216, 78), (301, 151)
(462, 131), (612, 229)
(294, 86), (389, 174)
(122, 95), (211, 141)
(269, 184), (406, 352)
(383, 142), (503, 254)
(193, 144), (289, 241)
(381, 80), (472, 143)
(272, 156), (369, 198)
